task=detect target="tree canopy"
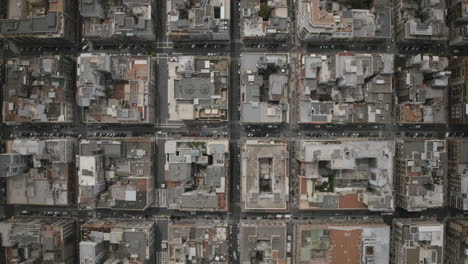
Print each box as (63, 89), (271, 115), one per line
(258, 3), (272, 21)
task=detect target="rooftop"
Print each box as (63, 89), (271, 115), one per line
(392, 218), (444, 264)
(0, 138), (74, 206)
(77, 53), (155, 123)
(164, 139), (229, 211)
(239, 220), (287, 264)
(295, 219), (390, 264)
(396, 139), (447, 211)
(297, 0), (391, 42)
(394, 0), (448, 43)
(296, 139), (394, 211)
(0, 0), (77, 43)
(447, 1), (468, 46)
(447, 139), (468, 210)
(78, 138), (155, 210)
(0, 217), (75, 263)
(80, 0), (156, 42)
(240, 53), (289, 124)
(448, 57), (468, 124)
(168, 55), (229, 121)
(167, 219), (229, 263)
(241, 139), (289, 211)
(396, 54), (451, 124)
(167, 0), (231, 41)
(2, 55), (75, 123)
(240, 0), (289, 40)
(81, 218), (155, 264)
(298, 53), (394, 124)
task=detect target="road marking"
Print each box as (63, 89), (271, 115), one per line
(150, 42), (174, 49)
(156, 251), (168, 264)
(154, 124), (183, 128)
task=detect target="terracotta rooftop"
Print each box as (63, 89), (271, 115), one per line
(400, 104), (422, 123)
(339, 193), (367, 209)
(309, 1), (335, 26)
(330, 228), (362, 264)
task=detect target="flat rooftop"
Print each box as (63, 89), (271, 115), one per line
(295, 220), (390, 264)
(168, 56), (229, 121)
(77, 53), (155, 123)
(392, 218), (444, 264)
(298, 53), (394, 124)
(296, 139), (394, 211)
(81, 218), (155, 263)
(297, 0), (392, 41)
(396, 139), (447, 211)
(80, 0), (155, 42)
(396, 54), (450, 124)
(164, 139), (229, 211)
(3, 55), (75, 123)
(1, 138), (74, 206)
(239, 220), (287, 264)
(0, 0), (76, 43)
(78, 138), (155, 210)
(167, 220), (229, 263)
(241, 0), (289, 40)
(240, 53), (290, 124)
(241, 139), (289, 211)
(167, 0), (231, 41)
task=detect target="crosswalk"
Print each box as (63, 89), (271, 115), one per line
(155, 189), (167, 207)
(156, 42), (174, 48)
(154, 53), (169, 59)
(154, 123), (183, 128)
(156, 251), (167, 264)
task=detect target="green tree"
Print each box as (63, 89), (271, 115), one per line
(258, 3), (271, 21)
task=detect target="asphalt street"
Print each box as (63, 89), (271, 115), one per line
(1, 0), (468, 263)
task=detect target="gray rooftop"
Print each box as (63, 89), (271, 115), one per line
(168, 163), (192, 182)
(80, 0), (155, 41)
(175, 78), (215, 100)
